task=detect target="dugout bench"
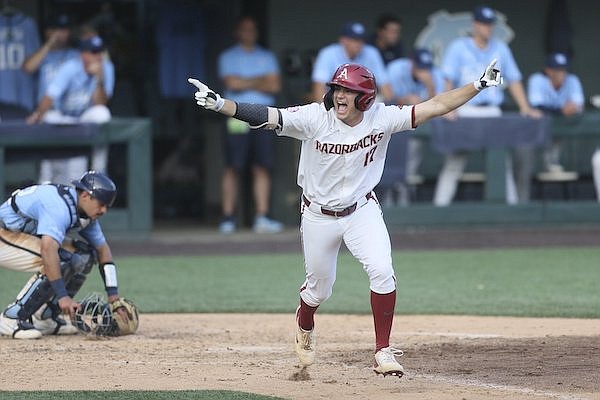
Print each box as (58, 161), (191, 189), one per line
(0, 118), (152, 236)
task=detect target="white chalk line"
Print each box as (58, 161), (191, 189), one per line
(402, 331), (501, 339)
(415, 373), (591, 400)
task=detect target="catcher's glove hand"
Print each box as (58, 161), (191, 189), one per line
(110, 297), (139, 336)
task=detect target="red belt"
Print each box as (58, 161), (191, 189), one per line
(302, 192), (373, 218)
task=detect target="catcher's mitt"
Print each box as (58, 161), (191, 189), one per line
(110, 297), (139, 336)
(73, 293), (139, 336)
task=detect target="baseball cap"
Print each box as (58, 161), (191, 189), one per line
(545, 52), (569, 69)
(341, 21), (367, 41)
(79, 36), (104, 53)
(412, 48), (434, 69)
(46, 14), (71, 29)
(473, 6), (497, 24)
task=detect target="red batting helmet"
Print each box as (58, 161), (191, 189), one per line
(323, 63), (377, 111)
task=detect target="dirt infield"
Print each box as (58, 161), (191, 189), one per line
(1, 314), (598, 399)
(2, 226), (599, 399)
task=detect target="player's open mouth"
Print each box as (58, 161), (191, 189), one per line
(337, 102), (348, 113)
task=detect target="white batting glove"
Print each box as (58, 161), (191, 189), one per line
(187, 78), (225, 111)
(474, 59), (503, 91)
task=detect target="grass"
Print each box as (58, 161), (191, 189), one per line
(0, 247), (598, 318)
(1, 246), (598, 400)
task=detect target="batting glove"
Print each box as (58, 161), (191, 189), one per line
(474, 59), (503, 91)
(187, 78), (225, 111)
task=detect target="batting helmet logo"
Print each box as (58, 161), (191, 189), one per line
(324, 63), (377, 111)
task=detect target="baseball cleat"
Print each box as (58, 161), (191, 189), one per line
(0, 313), (42, 339)
(32, 314), (79, 335)
(294, 324), (316, 366)
(373, 347), (404, 378)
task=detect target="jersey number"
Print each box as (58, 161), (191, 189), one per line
(364, 146), (377, 166)
(0, 43), (25, 70)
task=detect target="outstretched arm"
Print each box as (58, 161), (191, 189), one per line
(414, 59), (502, 126)
(187, 78), (282, 130)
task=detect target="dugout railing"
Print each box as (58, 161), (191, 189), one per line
(0, 118), (152, 236)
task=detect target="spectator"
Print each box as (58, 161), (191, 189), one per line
(368, 13), (404, 65)
(528, 52), (584, 172)
(217, 16), (283, 234)
(383, 48), (444, 204)
(21, 14), (80, 184)
(0, 5), (39, 119)
(25, 35), (115, 185)
(22, 14), (79, 102)
(310, 21), (393, 103)
(433, 5), (542, 206)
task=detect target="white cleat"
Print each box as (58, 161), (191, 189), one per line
(373, 347), (405, 378)
(294, 325), (316, 366)
(0, 313), (42, 340)
(32, 314), (79, 335)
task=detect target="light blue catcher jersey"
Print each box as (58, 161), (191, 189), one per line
(0, 184), (106, 247)
(46, 57), (115, 116)
(527, 72), (584, 110)
(218, 44), (279, 105)
(0, 13), (40, 110)
(442, 37), (521, 106)
(387, 58), (445, 102)
(37, 48), (79, 102)
(311, 43), (390, 86)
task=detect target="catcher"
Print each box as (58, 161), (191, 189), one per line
(0, 170), (138, 339)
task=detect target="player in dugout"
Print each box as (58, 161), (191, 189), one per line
(187, 60), (502, 377)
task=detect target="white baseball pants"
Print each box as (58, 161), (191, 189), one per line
(299, 194), (396, 307)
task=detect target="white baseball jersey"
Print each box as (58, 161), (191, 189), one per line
(277, 102), (415, 210)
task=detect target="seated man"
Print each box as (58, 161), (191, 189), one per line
(527, 52), (584, 173)
(26, 36), (115, 185)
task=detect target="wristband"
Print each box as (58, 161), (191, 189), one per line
(474, 80), (484, 91)
(101, 262), (118, 288)
(49, 278), (68, 299)
(106, 286), (118, 297)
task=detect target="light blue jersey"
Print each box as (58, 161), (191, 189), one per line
(37, 48), (79, 102)
(218, 44), (279, 105)
(442, 37), (521, 106)
(387, 58), (445, 102)
(0, 184), (106, 247)
(311, 43), (389, 85)
(527, 72), (584, 111)
(45, 57), (115, 117)
(0, 13), (40, 110)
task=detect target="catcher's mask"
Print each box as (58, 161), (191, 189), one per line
(72, 170), (117, 207)
(323, 63), (377, 112)
(73, 293), (115, 336)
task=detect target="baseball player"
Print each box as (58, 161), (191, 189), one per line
(433, 6), (542, 206)
(527, 52), (584, 172)
(188, 60), (502, 376)
(0, 171), (128, 339)
(26, 35), (115, 185)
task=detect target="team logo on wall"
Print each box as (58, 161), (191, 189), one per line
(415, 10), (514, 67)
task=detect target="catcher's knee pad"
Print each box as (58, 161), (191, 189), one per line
(57, 242), (96, 296)
(4, 273), (54, 320)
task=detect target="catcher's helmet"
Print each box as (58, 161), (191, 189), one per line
(73, 293), (114, 336)
(72, 170), (117, 207)
(323, 63), (377, 111)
